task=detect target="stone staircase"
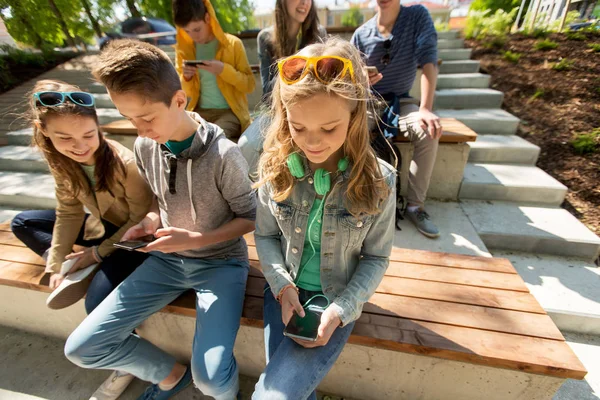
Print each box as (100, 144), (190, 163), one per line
(0, 31), (599, 337)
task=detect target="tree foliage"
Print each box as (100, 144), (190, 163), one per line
(470, 0), (521, 14)
(341, 7), (363, 28)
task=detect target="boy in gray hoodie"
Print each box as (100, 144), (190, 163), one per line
(64, 39), (256, 400)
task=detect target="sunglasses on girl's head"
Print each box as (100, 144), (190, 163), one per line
(33, 91), (95, 108)
(381, 39), (392, 66)
(278, 55), (356, 85)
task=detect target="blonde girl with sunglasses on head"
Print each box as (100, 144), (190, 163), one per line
(252, 38), (396, 399)
(11, 79), (153, 400)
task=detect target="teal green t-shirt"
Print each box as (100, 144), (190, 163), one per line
(196, 40), (229, 110)
(295, 198), (323, 292)
(80, 164), (96, 187)
(165, 133), (195, 155)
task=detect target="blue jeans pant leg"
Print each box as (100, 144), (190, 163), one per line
(65, 253), (187, 383)
(252, 289), (355, 400)
(189, 258), (249, 400)
(85, 249), (148, 314)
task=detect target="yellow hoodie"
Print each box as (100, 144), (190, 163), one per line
(175, 0), (255, 131)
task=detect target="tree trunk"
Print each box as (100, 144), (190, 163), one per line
(125, 0), (141, 18)
(80, 0), (103, 37)
(46, 0), (77, 49)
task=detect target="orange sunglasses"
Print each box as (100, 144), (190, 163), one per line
(277, 55), (356, 85)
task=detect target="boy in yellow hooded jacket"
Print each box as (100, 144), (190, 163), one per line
(174, 0), (255, 139)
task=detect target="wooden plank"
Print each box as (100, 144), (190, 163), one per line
(386, 262), (529, 292)
(0, 244), (44, 266)
(393, 118), (477, 144)
(0, 222), (11, 232)
(0, 260), (48, 291)
(0, 231), (26, 247)
(243, 276), (561, 340)
(101, 119), (137, 135)
(247, 264), (541, 313)
(377, 275), (545, 314)
(245, 235), (517, 274)
(164, 294), (586, 379)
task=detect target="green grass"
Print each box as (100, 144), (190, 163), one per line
(571, 128), (600, 154)
(534, 39), (559, 50)
(588, 43), (600, 52)
(529, 89), (545, 101)
(566, 32), (587, 41)
(502, 50), (522, 63)
(552, 58), (575, 71)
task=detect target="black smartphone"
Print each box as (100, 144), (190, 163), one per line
(184, 60), (207, 66)
(283, 304), (325, 342)
(114, 234), (155, 251)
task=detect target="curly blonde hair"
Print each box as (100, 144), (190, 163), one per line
(256, 37), (390, 216)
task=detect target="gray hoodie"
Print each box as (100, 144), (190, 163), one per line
(134, 112), (256, 261)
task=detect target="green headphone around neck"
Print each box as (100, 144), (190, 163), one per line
(286, 152), (349, 196)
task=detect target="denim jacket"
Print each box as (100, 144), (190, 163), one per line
(255, 158), (396, 326)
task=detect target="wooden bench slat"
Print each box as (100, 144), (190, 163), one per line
(385, 262), (529, 292)
(394, 118), (478, 144)
(243, 276), (562, 341)
(376, 275), (545, 314)
(245, 237), (517, 274)
(0, 244), (44, 266)
(0, 222), (11, 232)
(0, 261), (49, 292)
(165, 294), (586, 380)
(0, 231), (27, 247)
(248, 262), (541, 313)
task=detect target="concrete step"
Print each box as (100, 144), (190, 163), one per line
(495, 250), (600, 335)
(437, 38), (465, 49)
(0, 171), (55, 209)
(0, 207), (22, 223)
(436, 108), (520, 135)
(97, 108), (124, 124)
(6, 125), (133, 149)
(439, 60), (480, 74)
(434, 88), (504, 110)
(0, 146), (47, 173)
(85, 82), (107, 94)
(437, 31), (459, 40)
(460, 200), (600, 262)
(438, 48), (472, 61)
(468, 135), (540, 164)
(437, 73), (490, 89)
(94, 93), (115, 108)
(460, 163), (568, 206)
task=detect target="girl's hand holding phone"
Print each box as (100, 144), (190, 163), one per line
(183, 64), (198, 80)
(292, 307), (342, 349)
(281, 286), (305, 326)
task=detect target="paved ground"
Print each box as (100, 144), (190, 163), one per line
(0, 324), (597, 400)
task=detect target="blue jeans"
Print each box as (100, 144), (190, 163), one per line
(252, 287), (355, 400)
(65, 252), (249, 400)
(10, 209), (147, 314)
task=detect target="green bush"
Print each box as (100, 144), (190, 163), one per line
(552, 58), (574, 71)
(503, 50), (522, 63)
(465, 8), (518, 39)
(566, 32), (587, 41)
(571, 129), (600, 154)
(534, 39), (559, 50)
(589, 43), (600, 52)
(484, 35), (507, 49)
(435, 21), (450, 32)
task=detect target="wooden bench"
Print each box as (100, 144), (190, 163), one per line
(102, 117), (476, 144)
(0, 221), (586, 399)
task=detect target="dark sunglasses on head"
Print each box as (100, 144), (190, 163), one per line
(33, 91), (95, 108)
(381, 39), (392, 66)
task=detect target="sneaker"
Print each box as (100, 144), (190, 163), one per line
(405, 208), (440, 238)
(137, 366), (192, 400)
(46, 259), (99, 310)
(90, 370), (135, 400)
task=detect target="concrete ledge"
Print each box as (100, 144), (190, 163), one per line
(0, 286), (567, 400)
(396, 142), (469, 201)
